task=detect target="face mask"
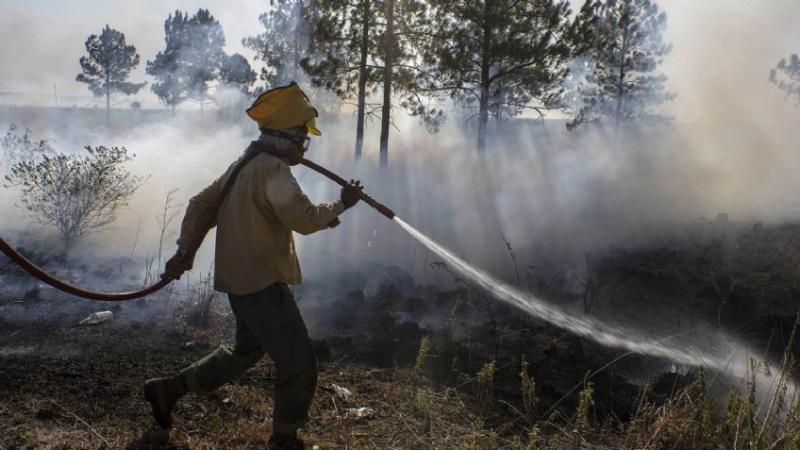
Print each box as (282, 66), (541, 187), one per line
(298, 136), (311, 152)
(264, 129), (310, 152)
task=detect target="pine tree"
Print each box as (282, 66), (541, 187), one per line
(148, 9), (250, 113)
(147, 11), (190, 111)
(182, 9), (227, 112)
(302, 0), (383, 161)
(419, 0), (573, 153)
(219, 54), (257, 94)
(76, 25), (146, 128)
(296, 0), (434, 165)
(770, 54), (800, 106)
(377, 0), (430, 167)
(217, 54), (258, 121)
(243, 0), (313, 90)
(566, 0), (676, 131)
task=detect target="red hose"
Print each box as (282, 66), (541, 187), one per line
(0, 237), (171, 301)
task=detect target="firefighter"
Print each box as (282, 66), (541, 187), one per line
(144, 82), (363, 450)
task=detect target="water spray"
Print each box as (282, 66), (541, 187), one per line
(391, 217), (798, 417)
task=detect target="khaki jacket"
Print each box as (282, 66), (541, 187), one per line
(176, 144), (344, 295)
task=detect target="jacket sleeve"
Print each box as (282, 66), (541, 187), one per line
(266, 164), (345, 235)
(175, 172), (226, 259)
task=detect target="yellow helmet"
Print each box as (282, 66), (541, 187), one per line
(246, 82), (322, 136)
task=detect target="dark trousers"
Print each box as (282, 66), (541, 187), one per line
(179, 283), (318, 433)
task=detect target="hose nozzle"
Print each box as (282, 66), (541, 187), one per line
(359, 192), (396, 220)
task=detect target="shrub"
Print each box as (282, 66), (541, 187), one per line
(4, 145), (145, 251)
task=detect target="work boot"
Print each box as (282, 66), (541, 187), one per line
(143, 375), (188, 428)
(267, 431), (306, 450)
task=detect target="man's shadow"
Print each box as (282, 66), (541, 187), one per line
(125, 427), (179, 450)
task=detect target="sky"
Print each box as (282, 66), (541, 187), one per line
(0, 0), (266, 108)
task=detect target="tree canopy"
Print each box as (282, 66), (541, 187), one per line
(244, 0), (313, 90)
(418, 0), (573, 153)
(68, 0), (684, 161)
(147, 9), (254, 112)
(566, 0), (675, 131)
(770, 54), (800, 106)
(301, 0), (385, 160)
(76, 25), (145, 128)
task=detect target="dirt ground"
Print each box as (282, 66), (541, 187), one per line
(1, 218), (799, 449)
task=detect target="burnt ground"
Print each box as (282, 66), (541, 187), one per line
(1, 218), (800, 449)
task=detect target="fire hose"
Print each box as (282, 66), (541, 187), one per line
(0, 141), (395, 302)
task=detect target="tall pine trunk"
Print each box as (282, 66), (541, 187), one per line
(105, 74), (111, 131)
(477, 2), (492, 154)
(105, 90), (111, 131)
(355, 0), (370, 162)
(379, 0), (394, 168)
(615, 1), (632, 131)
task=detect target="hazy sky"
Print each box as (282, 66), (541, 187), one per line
(1, 0), (799, 122)
(0, 0), (265, 107)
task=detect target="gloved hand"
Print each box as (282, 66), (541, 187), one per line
(161, 250), (192, 280)
(340, 179), (363, 209)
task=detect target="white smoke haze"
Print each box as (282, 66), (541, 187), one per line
(0, 0), (796, 284)
(2, 98), (799, 299)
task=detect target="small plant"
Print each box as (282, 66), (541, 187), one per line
(173, 271), (221, 340)
(526, 264), (564, 295)
(574, 380), (594, 435)
(477, 360), (496, 401)
(414, 335), (431, 375)
(572, 253), (604, 316)
(155, 189), (182, 275)
(186, 274), (218, 329)
(446, 286), (466, 346)
(520, 355), (537, 417)
(431, 260), (501, 359)
(526, 424), (542, 450)
(141, 189), (182, 285)
(688, 368), (715, 439)
(720, 384), (747, 446)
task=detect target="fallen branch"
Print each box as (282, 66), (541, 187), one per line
(49, 400), (111, 448)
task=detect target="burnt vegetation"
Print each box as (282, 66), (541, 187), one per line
(1, 218), (800, 449)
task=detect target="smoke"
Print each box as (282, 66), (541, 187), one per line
(7, 103), (797, 287)
(288, 117), (799, 285)
(662, 0), (799, 122)
(1, 1), (799, 369)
